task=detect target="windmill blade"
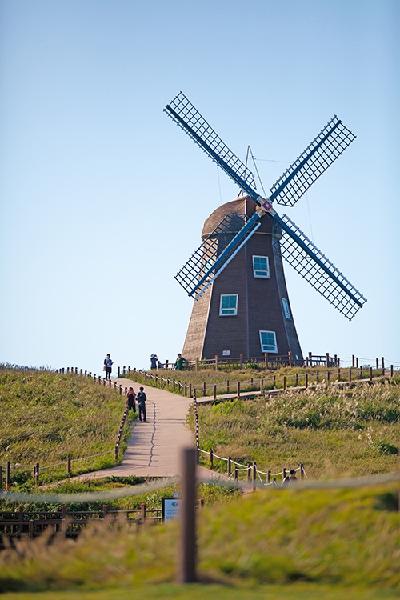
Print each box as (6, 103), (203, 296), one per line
(270, 116), (356, 207)
(164, 92), (259, 200)
(175, 212), (261, 299)
(276, 214), (366, 319)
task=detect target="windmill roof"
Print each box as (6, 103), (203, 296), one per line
(202, 195), (257, 238)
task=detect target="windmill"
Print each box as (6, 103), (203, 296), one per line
(164, 92), (366, 362)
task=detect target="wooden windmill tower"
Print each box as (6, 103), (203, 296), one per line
(164, 93), (366, 362)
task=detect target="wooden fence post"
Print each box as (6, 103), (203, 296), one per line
(33, 463), (39, 485)
(234, 466), (238, 481)
(5, 461), (10, 491)
(327, 370), (330, 384)
(226, 379), (230, 393)
(193, 391), (200, 454)
(178, 447), (197, 583)
(326, 353), (330, 367)
(267, 470), (271, 483)
(305, 373), (308, 388)
(189, 383), (193, 398)
(295, 373), (299, 387)
(228, 457), (232, 477)
(375, 357), (379, 370)
(381, 357), (385, 370)
(141, 502), (147, 523)
(213, 384), (217, 401)
(282, 467), (287, 481)
(252, 462), (257, 491)
(118, 366), (121, 377)
(114, 444), (119, 461)
(215, 355), (218, 371)
(237, 381), (241, 398)
(119, 385), (123, 395)
(369, 366), (373, 382)
(67, 456), (72, 477)
(300, 463), (305, 480)
(283, 376), (287, 391)
(209, 448), (214, 470)
(349, 367), (352, 382)
(337, 368), (341, 382)
(202, 382), (206, 397)
(247, 464), (251, 482)
(352, 354), (355, 367)
(273, 374), (276, 388)
(356, 357), (359, 368)
(390, 365), (394, 378)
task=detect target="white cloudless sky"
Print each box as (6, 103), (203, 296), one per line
(0, 0), (399, 372)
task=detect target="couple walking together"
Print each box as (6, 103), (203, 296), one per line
(127, 386), (147, 422)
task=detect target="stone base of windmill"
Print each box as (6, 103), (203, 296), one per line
(182, 196), (303, 364)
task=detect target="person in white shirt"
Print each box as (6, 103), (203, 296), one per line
(104, 353), (113, 380)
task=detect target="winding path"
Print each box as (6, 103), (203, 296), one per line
(84, 378), (194, 479)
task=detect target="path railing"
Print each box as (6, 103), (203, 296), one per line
(125, 364), (398, 401)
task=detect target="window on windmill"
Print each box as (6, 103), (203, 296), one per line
(253, 255), (270, 279)
(259, 330), (278, 354)
(282, 298), (291, 320)
(219, 294), (238, 316)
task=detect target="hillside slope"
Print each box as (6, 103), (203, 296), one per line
(0, 369), (131, 483)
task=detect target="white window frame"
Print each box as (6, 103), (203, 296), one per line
(219, 294), (238, 317)
(259, 330), (278, 354)
(252, 255), (270, 279)
(281, 298), (291, 320)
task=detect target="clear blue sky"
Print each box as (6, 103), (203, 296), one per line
(0, 0), (399, 372)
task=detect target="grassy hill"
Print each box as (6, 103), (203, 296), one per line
(0, 369), (133, 484)
(194, 383), (399, 478)
(0, 484), (398, 597)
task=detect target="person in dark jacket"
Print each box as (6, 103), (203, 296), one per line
(103, 353), (113, 380)
(174, 353), (187, 370)
(126, 387), (136, 412)
(137, 386), (147, 422)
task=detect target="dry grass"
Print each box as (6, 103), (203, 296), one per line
(194, 382), (400, 478)
(0, 370), (133, 485)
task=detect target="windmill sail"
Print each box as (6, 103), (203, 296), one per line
(276, 214), (366, 319)
(175, 212), (261, 299)
(270, 116), (356, 207)
(164, 92), (258, 199)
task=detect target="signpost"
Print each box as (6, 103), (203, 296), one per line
(162, 497), (180, 521)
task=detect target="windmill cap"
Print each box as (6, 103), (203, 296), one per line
(202, 196), (257, 238)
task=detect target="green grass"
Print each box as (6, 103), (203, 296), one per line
(0, 485), (398, 593)
(193, 382), (400, 478)
(1, 583), (399, 599)
(0, 370), (135, 485)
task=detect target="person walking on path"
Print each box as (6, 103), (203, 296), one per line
(126, 387), (136, 412)
(103, 353), (113, 380)
(137, 386), (147, 422)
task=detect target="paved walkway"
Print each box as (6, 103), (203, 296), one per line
(82, 378), (196, 479)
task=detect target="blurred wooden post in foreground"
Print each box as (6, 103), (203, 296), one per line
(178, 447), (197, 583)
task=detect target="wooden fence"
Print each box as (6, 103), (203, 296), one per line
(126, 364), (397, 401)
(0, 505), (162, 541)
